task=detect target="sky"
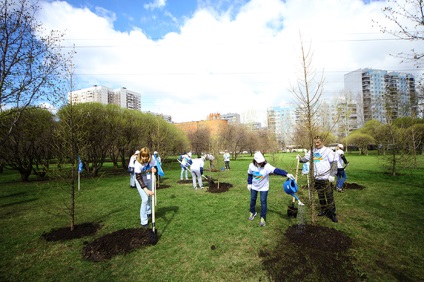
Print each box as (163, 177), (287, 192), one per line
(36, 0), (423, 125)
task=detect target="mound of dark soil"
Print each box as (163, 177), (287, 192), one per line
(177, 179), (192, 184)
(285, 224), (352, 252)
(157, 184), (171, 189)
(261, 224), (358, 281)
(345, 182), (365, 190)
(82, 227), (156, 262)
(42, 222), (101, 241)
(208, 182), (233, 193)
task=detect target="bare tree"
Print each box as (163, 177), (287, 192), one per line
(1, 0), (69, 143)
(289, 37), (326, 225)
(374, 0), (424, 66)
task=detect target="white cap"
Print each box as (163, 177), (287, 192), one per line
(338, 144), (344, 150)
(254, 151), (265, 163)
(153, 151), (158, 155)
(135, 150), (140, 154)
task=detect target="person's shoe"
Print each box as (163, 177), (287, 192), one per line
(200, 186), (203, 189)
(337, 188), (343, 192)
(260, 218), (266, 227)
(318, 211), (327, 216)
(194, 187), (197, 190)
(330, 215), (338, 223)
(185, 178), (189, 180)
(141, 224), (149, 228)
(248, 212), (257, 220)
(130, 185), (136, 188)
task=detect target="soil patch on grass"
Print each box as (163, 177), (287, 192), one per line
(82, 227), (157, 262)
(207, 182), (233, 193)
(156, 184), (171, 189)
(345, 182), (365, 190)
(177, 179), (192, 184)
(261, 224), (360, 281)
(42, 222), (101, 241)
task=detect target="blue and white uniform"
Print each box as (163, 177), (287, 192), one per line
(134, 157), (156, 226)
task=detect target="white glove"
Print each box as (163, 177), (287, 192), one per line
(328, 176), (335, 183)
(286, 174), (295, 180)
(247, 184), (252, 191)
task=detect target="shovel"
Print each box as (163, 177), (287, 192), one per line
(149, 172), (158, 245)
(202, 174), (215, 186)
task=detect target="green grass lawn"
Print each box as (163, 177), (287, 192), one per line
(0, 152), (423, 281)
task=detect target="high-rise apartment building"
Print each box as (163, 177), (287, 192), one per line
(267, 105), (296, 146)
(344, 68), (416, 125)
(68, 85), (142, 111)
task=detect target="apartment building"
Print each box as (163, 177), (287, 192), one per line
(344, 68), (416, 125)
(68, 85), (142, 111)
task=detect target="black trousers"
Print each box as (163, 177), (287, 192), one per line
(315, 179), (336, 216)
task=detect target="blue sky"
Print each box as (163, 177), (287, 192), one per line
(64, 0), (252, 39)
(38, 0), (422, 124)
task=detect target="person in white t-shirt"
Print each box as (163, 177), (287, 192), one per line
(247, 151), (294, 227)
(223, 150), (230, 170)
(298, 136), (338, 223)
(128, 150), (139, 188)
(134, 147), (156, 228)
(334, 144), (349, 192)
(190, 156), (206, 189)
(178, 152), (192, 180)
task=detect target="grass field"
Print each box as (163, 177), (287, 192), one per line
(0, 152), (423, 281)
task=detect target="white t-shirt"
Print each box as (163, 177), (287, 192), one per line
(190, 158), (204, 172)
(335, 149), (345, 169)
(303, 146), (334, 180)
(223, 153), (230, 161)
(134, 158), (156, 183)
(128, 155), (137, 168)
(247, 163), (276, 192)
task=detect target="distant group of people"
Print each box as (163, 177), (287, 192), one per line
(128, 138), (349, 229)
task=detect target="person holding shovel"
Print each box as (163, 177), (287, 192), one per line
(297, 136), (338, 223)
(247, 151), (295, 227)
(190, 155), (207, 189)
(179, 152), (192, 180)
(134, 147), (156, 228)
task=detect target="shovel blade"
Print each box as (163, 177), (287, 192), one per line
(148, 229), (158, 245)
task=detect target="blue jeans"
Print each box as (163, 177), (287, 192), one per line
(130, 172), (135, 187)
(180, 166), (188, 179)
(336, 168), (347, 189)
(250, 190), (268, 220)
(135, 177), (152, 225)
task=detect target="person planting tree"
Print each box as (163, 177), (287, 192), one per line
(297, 136), (339, 223)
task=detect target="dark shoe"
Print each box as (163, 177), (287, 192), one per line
(141, 224), (149, 228)
(318, 211), (327, 216)
(130, 185), (136, 188)
(330, 215), (338, 223)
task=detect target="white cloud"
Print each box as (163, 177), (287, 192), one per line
(37, 0), (423, 125)
(144, 0), (167, 10)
